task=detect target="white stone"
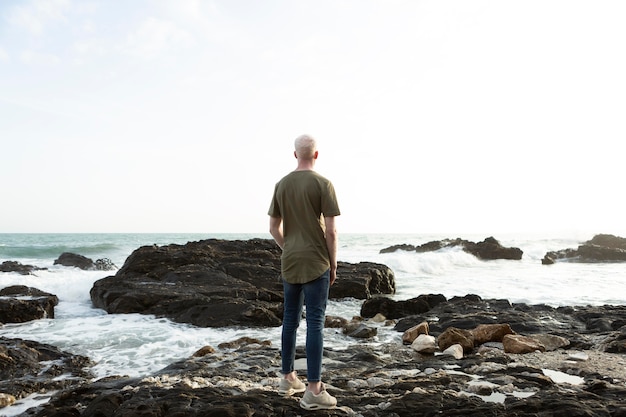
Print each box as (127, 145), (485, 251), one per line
(567, 351), (589, 361)
(411, 334), (437, 354)
(441, 344), (464, 359)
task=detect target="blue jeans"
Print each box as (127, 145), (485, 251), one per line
(281, 269), (330, 382)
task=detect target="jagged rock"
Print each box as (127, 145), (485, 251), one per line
(543, 234), (626, 263)
(402, 321), (430, 344)
(361, 294), (446, 319)
(380, 236), (523, 260)
(53, 252), (117, 271)
(503, 334), (546, 353)
(0, 286), (59, 323)
(21, 341), (626, 417)
(90, 239), (395, 328)
(438, 327), (475, 352)
(0, 261), (46, 275)
(0, 337), (93, 401)
(471, 323), (515, 345)
(344, 322), (378, 338)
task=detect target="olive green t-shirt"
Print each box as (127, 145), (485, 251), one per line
(268, 170), (341, 284)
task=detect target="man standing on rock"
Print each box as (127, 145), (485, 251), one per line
(268, 134), (340, 410)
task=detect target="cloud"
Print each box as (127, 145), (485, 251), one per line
(20, 49), (61, 66)
(0, 46), (8, 62)
(6, 0), (71, 35)
(123, 16), (195, 59)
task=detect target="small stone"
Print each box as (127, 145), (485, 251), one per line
(411, 334), (438, 354)
(441, 344), (464, 359)
(503, 334), (546, 354)
(0, 393), (16, 408)
(402, 321), (430, 344)
(193, 346), (216, 357)
(370, 313), (387, 323)
(567, 351), (589, 361)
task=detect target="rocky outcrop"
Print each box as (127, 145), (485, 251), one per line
(0, 261), (46, 275)
(5, 292), (626, 417)
(0, 286), (59, 323)
(0, 337), (93, 402)
(543, 233), (626, 264)
(381, 236), (523, 260)
(21, 333), (626, 417)
(54, 252), (117, 271)
(90, 239), (395, 328)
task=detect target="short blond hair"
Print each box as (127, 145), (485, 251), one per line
(294, 134), (317, 159)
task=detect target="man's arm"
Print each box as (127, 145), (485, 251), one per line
(269, 216), (284, 250)
(324, 216), (338, 286)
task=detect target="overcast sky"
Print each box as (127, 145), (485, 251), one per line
(1, 0), (625, 235)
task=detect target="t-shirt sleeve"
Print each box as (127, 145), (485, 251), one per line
(322, 181), (341, 217)
(268, 183), (281, 217)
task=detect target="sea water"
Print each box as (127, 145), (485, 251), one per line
(0, 233), (624, 401)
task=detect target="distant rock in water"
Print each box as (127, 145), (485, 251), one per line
(381, 236), (523, 260)
(542, 234), (626, 264)
(90, 238), (395, 328)
(54, 252), (117, 271)
(0, 261), (47, 275)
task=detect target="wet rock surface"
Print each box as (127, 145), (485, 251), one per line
(0, 337), (93, 401)
(543, 234), (626, 264)
(381, 236), (523, 260)
(0, 261), (47, 275)
(19, 337), (626, 417)
(89, 239), (395, 328)
(0, 286), (59, 323)
(7, 294), (626, 417)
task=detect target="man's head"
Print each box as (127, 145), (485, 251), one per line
(294, 134), (318, 160)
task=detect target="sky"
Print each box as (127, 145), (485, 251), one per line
(1, 0), (625, 235)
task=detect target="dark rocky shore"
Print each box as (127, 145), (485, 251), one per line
(1, 237), (625, 416)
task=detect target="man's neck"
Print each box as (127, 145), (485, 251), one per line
(295, 159), (315, 171)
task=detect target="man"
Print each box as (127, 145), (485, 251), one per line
(268, 134), (340, 410)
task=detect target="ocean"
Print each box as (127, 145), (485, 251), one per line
(0, 232), (624, 415)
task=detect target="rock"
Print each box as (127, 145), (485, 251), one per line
(0, 393), (15, 408)
(217, 337), (271, 350)
(90, 239), (395, 328)
(531, 334), (570, 351)
(21, 340), (626, 417)
(543, 233), (626, 263)
(0, 286), (59, 323)
(441, 343), (464, 359)
(464, 237), (524, 260)
(361, 294), (446, 319)
(325, 315), (349, 328)
(503, 334), (546, 353)
(411, 334), (438, 354)
(0, 261), (47, 275)
(438, 327), (475, 352)
(345, 323), (378, 339)
(0, 337), (93, 401)
(53, 252), (117, 271)
(193, 346), (216, 357)
(402, 321), (430, 344)
(380, 236), (523, 260)
(471, 323), (515, 345)
(54, 252), (96, 269)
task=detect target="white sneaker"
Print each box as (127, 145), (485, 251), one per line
(278, 376), (306, 396)
(299, 384), (337, 410)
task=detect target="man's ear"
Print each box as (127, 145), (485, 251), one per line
(313, 151), (319, 159)
(294, 151), (298, 159)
